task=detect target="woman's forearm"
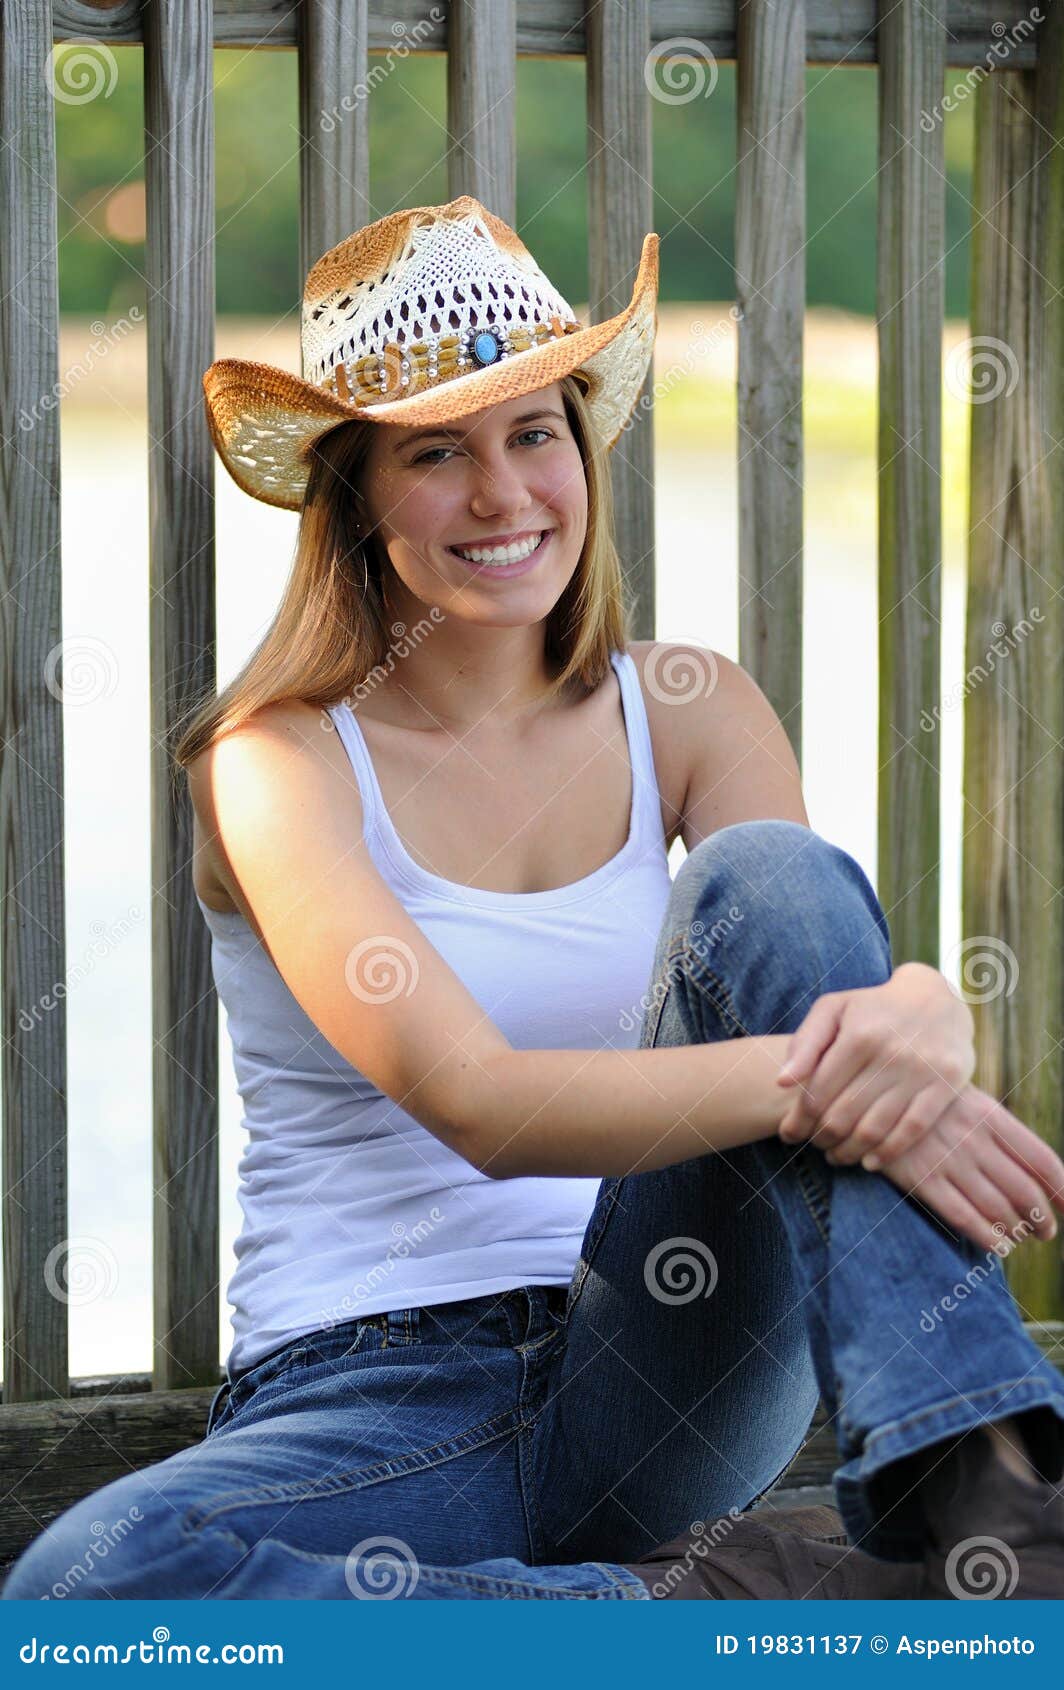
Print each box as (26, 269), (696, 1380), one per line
(458, 1037), (794, 1179)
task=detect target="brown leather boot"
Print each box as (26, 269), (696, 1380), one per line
(918, 1427), (1064, 1599)
(625, 1504), (924, 1599)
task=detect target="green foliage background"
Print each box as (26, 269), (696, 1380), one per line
(56, 47), (976, 323)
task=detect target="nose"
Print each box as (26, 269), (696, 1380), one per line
(467, 446), (535, 522)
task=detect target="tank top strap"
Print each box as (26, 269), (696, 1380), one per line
(323, 701), (384, 837)
(610, 647), (667, 852)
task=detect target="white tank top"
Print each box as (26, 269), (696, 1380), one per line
(196, 648), (674, 1374)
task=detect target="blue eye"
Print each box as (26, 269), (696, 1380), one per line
(413, 428), (554, 466)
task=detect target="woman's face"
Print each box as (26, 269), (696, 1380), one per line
(359, 381), (588, 625)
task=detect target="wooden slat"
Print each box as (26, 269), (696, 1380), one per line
(587, 0), (655, 637)
(964, 21), (1064, 1319)
(447, 0), (516, 222)
(735, 0), (805, 761)
(142, 1), (220, 1390)
(297, 0), (371, 302)
(0, 0), (68, 1404)
(51, 2), (1043, 67)
(876, 0), (946, 966)
(3, 1323), (1061, 1573)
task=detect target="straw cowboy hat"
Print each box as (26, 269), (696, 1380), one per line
(202, 194), (659, 511)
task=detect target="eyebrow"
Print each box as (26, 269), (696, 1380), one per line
(391, 408), (567, 455)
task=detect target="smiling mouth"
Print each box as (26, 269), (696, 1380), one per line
(446, 531), (551, 567)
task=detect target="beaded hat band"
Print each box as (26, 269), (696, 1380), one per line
(202, 194), (659, 512)
(329, 316), (584, 406)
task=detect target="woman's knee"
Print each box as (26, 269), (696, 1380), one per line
(677, 821), (890, 958)
(680, 819), (840, 893)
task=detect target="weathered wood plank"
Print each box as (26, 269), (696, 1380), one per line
(447, 0), (515, 222)
(142, 1), (221, 1389)
(587, 0), (655, 637)
(52, 2), (1043, 67)
(0, 0), (69, 1404)
(297, 0), (371, 296)
(876, 0), (946, 966)
(23, 1366), (224, 1398)
(0, 1385), (218, 1571)
(735, 0), (805, 761)
(964, 16), (1064, 1319)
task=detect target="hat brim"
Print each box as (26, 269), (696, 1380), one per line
(202, 232), (658, 511)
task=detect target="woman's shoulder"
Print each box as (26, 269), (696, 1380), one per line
(622, 636), (733, 732)
(622, 640), (717, 845)
(623, 638), (758, 732)
(187, 698), (362, 917)
(622, 640), (767, 833)
(625, 641), (808, 841)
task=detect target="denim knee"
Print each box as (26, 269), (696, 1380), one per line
(678, 821), (888, 947)
(663, 820), (892, 1024)
(676, 818), (850, 898)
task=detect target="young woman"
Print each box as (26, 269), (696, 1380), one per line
(6, 197), (1063, 1603)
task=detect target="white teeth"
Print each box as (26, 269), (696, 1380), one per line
(452, 532), (544, 565)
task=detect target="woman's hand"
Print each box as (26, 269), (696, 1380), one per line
(871, 1084), (1063, 1252)
(776, 962), (976, 1168)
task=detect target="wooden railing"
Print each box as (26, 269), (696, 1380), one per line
(0, 1), (1061, 1547)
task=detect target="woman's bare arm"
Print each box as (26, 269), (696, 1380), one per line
(450, 1039), (793, 1179)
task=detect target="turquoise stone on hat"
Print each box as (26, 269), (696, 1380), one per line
(471, 330), (502, 366)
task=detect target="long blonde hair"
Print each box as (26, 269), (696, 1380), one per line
(171, 372), (631, 786)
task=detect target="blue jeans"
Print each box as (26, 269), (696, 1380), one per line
(6, 821), (1064, 1601)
